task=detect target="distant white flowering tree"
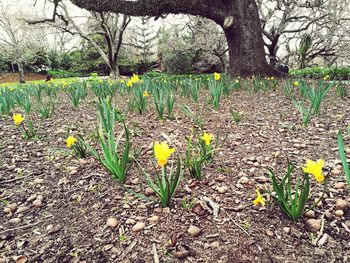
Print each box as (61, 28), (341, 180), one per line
(0, 4), (47, 83)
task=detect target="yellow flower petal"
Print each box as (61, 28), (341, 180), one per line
(200, 133), (213, 146)
(13, 113), (24, 126)
(303, 159), (325, 183)
(253, 189), (265, 206)
(154, 141), (175, 167)
(65, 135), (77, 148)
(213, 72), (221, 81)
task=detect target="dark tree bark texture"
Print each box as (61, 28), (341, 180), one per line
(18, 63), (26, 83)
(70, 0), (283, 77)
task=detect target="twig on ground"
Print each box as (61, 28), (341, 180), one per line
(312, 205), (334, 246)
(342, 222), (350, 233)
(0, 175), (30, 185)
(225, 210), (250, 236)
(202, 196), (220, 219)
(312, 213), (325, 246)
(153, 243), (159, 263)
(0, 215), (53, 234)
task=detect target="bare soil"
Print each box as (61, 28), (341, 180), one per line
(0, 73), (46, 84)
(0, 84), (350, 262)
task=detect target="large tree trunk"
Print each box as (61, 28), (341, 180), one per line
(224, 0), (282, 77)
(70, 0), (285, 77)
(18, 63), (26, 83)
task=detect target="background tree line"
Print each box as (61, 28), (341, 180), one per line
(0, 0), (349, 82)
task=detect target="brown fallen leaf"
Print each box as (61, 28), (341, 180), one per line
(167, 233), (177, 247)
(191, 202), (207, 216)
(173, 245), (191, 259)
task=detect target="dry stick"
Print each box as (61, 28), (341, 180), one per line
(0, 175), (30, 185)
(153, 243), (159, 263)
(312, 205), (334, 246)
(225, 210), (250, 236)
(0, 215), (53, 234)
(312, 213), (326, 246)
(342, 222), (350, 234)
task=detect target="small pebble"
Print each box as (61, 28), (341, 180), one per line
(335, 210), (344, 217)
(106, 217), (118, 228)
(283, 227), (291, 234)
(7, 203), (17, 212)
(335, 199), (349, 211)
(325, 211), (333, 220)
(32, 200), (42, 207)
(210, 241), (220, 249)
(306, 219), (321, 232)
(27, 194), (37, 202)
(145, 187), (155, 196)
(187, 225), (202, 237)
(17, 206), (29, 213)
(265, 229), (274, 236)
(33, 178), (44, 185)
(9, 218), (21, 225)
(132, 222), (145, 233)
(147, 215), (159, 223)
(217, 186), (228, 194)
(304, 210), (315, 219)
(334, 182), (346, 189)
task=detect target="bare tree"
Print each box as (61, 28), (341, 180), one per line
(53, 30), (74, 52)
(29, 1), (131, 79)
(258, 0), (350, 68)
(0, 3), (47, 83)
(187, 16), (228, 72)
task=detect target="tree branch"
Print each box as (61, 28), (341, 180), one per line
(71, 0), (226, 25)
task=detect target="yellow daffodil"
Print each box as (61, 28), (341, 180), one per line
(130, 74), (140, 83)
(200, 132), (213, 146)
(154, 141), (175, 167)
(303, 159), (325, 183)
(253, 188), (266, 206)
(65, 135), (77, 149)
(127, 74), (140, 87)
(143, 91), (150, 97)
(13, 113), (24, 126)
(293, 81), (299, 87)
(213, 72), (221, 81)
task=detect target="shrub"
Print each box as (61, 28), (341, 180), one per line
(291, 67), (350, 80)
(163, 49), (195, 74)
(47, 70), (87, 78)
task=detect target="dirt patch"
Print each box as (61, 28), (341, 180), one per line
(0, 73), (46, 84)
(0, 83), (350, 262)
